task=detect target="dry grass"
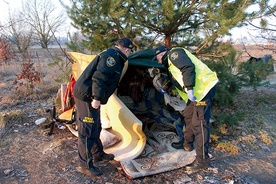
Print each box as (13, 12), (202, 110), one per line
(0, 110), (29, 138)
(216, 141), (239, 154)
(258, 130), (273, 145)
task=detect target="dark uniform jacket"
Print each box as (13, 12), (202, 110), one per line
(73, 47), (127, 104)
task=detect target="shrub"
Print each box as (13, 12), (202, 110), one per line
(0, 36), (14, 64)
(238, 56), (274, 86)
(13, 58), (41, 97)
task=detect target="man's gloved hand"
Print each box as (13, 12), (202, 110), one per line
(91, 99), (101, 109)
(187, 89), (196, 102)
(160, 87), (166, 94)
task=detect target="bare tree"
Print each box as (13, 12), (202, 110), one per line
(6, 11), (33, 58)
(22, 0), (67, 48)
(235, 1), (276, 42)
(0, 1), (33, 59)
(0, 0), (11, 33)
(237, 1), (276, 57)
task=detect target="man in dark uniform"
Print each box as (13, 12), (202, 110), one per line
(73, 38), (133, 176)
(152, 46), (218, 171)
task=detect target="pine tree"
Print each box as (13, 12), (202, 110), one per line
(66, 0), (274, 107)
(67, 0), (140, 51)
(66, 0), (264, 50)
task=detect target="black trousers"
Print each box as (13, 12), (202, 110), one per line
(183, 86), (216, 162)
(74, 98), (104, 168)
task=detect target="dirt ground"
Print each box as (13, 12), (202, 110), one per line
(0, 46), (276, 184)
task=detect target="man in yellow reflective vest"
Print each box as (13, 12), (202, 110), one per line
(152, 46), (219, 171)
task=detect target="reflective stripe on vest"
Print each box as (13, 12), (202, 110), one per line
(168, 48), (219, 102)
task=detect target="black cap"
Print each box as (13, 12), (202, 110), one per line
(115, 38), (134, 51)
(152, 46), (168, 60)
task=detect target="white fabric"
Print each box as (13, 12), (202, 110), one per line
(164, 94), (186, 112)
(152, 74), (162, 91)
(100, 129), (121, 148)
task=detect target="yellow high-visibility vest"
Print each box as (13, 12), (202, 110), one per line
(168, 48), (219, 102)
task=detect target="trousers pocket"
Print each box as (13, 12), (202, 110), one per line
(192, 106), (207, 129)
(195, 106), (205, 120)
(77, 118), (97, 138)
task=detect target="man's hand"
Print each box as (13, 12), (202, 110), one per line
(91, 99), (101, 109)
(160, 87), (166, 94)
(187, 89), (196, 102)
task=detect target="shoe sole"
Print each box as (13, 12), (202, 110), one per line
(183, 147), (193, 152)
(94, 158), (114, 162)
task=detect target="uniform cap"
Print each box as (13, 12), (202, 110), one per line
(115, 38), (133, 51)
(152, 46), (168, 60)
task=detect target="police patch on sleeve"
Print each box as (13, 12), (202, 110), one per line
(170, 52), (178, 60)
(106, 56), (116, 67)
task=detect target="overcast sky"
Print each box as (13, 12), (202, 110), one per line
(0, 0), (68, 18)
(0, 0), (273, 41)
(0, 0), (74, 35)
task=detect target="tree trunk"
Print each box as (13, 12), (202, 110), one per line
(165, 35), (171, 48)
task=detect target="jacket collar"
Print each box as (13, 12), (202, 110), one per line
(113, 47), (128, 62)
(161, 52), (169, 67)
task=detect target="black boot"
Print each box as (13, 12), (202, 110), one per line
(76, 165), (103, 176)
(185, 159), (209, 171)
(93, 152), (115, 162)
(171, 140), (184, 149)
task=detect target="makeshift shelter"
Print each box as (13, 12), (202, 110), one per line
(58, 49), (196, 179)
